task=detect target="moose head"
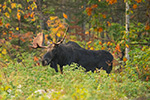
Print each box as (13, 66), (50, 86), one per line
(41, 38), (65, 66)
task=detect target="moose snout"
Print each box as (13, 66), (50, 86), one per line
(42, 60), (48, 66)
(42, 58), (51, 66)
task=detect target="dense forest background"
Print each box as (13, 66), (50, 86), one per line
(0, 0), (150, 99)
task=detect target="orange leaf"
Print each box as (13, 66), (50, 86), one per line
(133, 4), (137, 9)
(9, 31), (13, 34)
(98, 27), (103, 32)
(34, 56), (39, 62)
(145, 25), (150, 30)
(107, 21), (111, 26)
(91, 4), (98, 8)
(99, 41), (102, 45)
(101, 47), (105, 50)
(115, 44), (121, 52)
(5, 23), (10, 28)
(102, 14), (106, 18)
(63, 13), (68, 19)
(85, 31), (89, 35)
(86, 7), (92, 16)
(9, 37), (12, 40)
(17, 12), (21, 21)
(0, 19), (3, 26)
(87, 41), (92, 45)
(135, 0), (142, 3)
(146, 76), (149, 82)
(123, 57), (127, 62)
(24, 14), (28, 19)
(30, 12), (34, 18)
(20, 37), (25, 42)
(3, 32), (7, 35)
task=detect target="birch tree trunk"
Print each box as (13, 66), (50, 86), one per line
(125, 0), (130, 60)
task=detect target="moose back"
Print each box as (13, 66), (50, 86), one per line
(42, 41), (113, 74)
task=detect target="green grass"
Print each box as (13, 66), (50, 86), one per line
(0, 61), (150, 100)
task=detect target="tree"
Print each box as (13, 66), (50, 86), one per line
(125, 0), (130, 60)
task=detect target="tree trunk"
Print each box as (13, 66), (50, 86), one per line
(125, 0), (130, 60)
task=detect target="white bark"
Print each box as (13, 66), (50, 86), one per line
(125, 0), (130, 60)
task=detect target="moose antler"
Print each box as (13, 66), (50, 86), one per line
(30, 32), (51, 49)
(56, 27), (68, 44)
(30, 27), (69, 48)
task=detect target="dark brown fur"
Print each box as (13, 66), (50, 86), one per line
(42, 41), (113, 73)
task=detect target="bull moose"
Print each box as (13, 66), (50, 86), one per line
(32, 31), (113, 74)
(40, 40), (113, 74)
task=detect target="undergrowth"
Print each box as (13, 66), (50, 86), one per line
(0, 53), (150, 100)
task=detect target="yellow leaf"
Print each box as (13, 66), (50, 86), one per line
(8, 7), (12, 13)
(90, 47), (94, 50)
(63, 13), (68, 19)
(11, 3), (16, 9)
(57, 33), (61, 37)
(0, 4), (2, 7)
(126, 44), (129, 48)
(107, 42), (111, 46)
(18, 4), (22, 8)
(0, 54), (2, 58)
(3, 4), (6, 10)
(50, 17), (56, 20)
(4, 12), (10, 18)
(16, 27), (19, 30)
(31, 17), (35, 21)
(30, 12), (34, 17)
(2, 49), (7, 55)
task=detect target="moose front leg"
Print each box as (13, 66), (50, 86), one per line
(51, 62), (58, 72)
(60, 66), (63, 74)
